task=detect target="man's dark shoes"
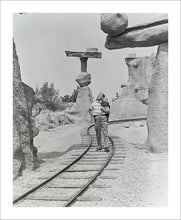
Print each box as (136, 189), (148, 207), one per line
(96, 146), (102, 151)
(104, 148), (110, 152)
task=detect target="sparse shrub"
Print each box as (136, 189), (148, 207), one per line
(35, 82), (59, 111)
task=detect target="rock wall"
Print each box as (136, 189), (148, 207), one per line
(13, 41), (38, 180)
(125, 54), (155, 103)
(146, 43), (168, 153)
(109, 53), (155, 121)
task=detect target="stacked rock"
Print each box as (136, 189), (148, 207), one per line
(65, 48), (102, 124)
(101, 13), (128, 37)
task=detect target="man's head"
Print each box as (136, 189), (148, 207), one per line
(96, 92), (105, 102)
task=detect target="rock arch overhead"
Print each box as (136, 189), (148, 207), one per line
(101, 14), (168, 153)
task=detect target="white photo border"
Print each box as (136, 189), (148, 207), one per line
(1, 1), (180, 219)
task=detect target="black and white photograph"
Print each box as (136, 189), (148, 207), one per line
(1, 1), (180, 220)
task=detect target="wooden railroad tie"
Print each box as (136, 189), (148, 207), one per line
(26, 196), (102, 202)
(45, 184), (111, 189)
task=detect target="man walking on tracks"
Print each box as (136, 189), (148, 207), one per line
(89, 92), (110, 152)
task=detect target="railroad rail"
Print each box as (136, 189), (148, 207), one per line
(13, 117), (144, 207)
(13, 124), (116, 207)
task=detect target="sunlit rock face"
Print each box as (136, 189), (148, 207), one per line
(125, 54), (156, 104)
(13, 41), (38, 180)
(147, 43), (168, 153)
(110, 53), (155, 121)
(110, 84), (147, 121)
(74, 86), (93, 124)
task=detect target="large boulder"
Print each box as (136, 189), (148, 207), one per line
(76, 72), (91, 87)
(101, 13), (128, 37)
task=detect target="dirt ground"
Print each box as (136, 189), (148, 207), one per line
(13, 123), (168, 207)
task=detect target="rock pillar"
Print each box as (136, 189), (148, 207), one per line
(65, 48), (102, 124)
(75, 71), (93, 124)
(75, 86), (93, 124)
(147, 43), (168, 153)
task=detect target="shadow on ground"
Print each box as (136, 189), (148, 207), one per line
(37, 144), (84, 159)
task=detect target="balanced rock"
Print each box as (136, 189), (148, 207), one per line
(101, 13), (128, 37)
(104, 14), (168, 49)
(76, 72), (91, 87)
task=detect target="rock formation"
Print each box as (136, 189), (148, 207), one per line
(74, 86), (93, 124)
(100, 14), (168, 153)
(13, 40), (39, 180)
(104, 15), (168, 49)
(110, 52), (155, 121)
(76, 72), (91, 87)
(35, 108), (81, 131)
(147, 43), (168, 153)
(125, 53), (155, 104)
(110, 83), (147, 121)
(65, 48), (102, 124)
(101, 13), (128, 36)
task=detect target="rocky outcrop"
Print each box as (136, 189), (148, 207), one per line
(125, 53), (155, 103)
(35, 109), (82, 131)
(146, 43), (168, 153)
(22, 83), (39, 167)
(13, 40), (39, 180)
(110, 53), (155, 121)
(110, 83), (147, 121)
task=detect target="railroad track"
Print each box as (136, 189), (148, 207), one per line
(13, 117), (145, 207)
(13, 123), (121, 207)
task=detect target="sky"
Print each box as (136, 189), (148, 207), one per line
(13, 13), (161, 100)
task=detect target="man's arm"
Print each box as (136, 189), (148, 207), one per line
(101, 106), (110, 114)
(89, 105), (94, 116)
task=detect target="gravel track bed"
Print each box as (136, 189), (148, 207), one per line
(14, 123), (167, 207)
(15, 200), (65, 207)
(73, 141), (167, 207)
(27, 187), (78, 197)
